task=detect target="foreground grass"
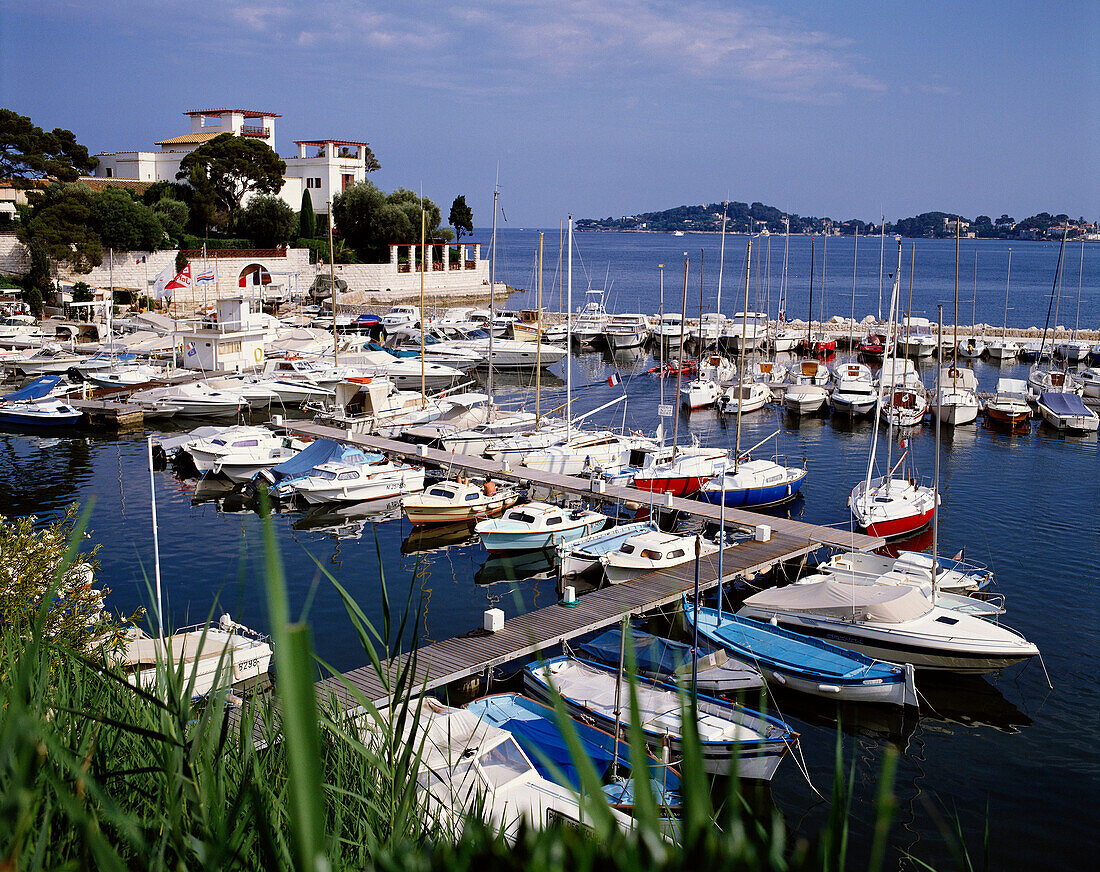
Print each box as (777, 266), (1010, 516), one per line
(0, 508), (931, 871)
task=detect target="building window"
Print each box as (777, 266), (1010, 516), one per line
(342, 173), (354, 190)
(306, 177), (323, 189)
(105, 168), (112, 178)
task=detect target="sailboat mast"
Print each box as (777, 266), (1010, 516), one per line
(329, 200), (338, 368)
(864, 237), (901, 499)
(566, 216), (573, 439)
(716, 203), (727, 319)
(672, 256), (689, 451)
(878, 215), (885, 321)
(536, 232), (543, 426)
(806, 240), (814, 351)
(489, 188), (498, 412)
(420, 210), (426, 407)
(953, 218), (961, 369)
(933, 306), (943, 604)
(734, 240), (752, 474)
(849, 227), (858, 358)
(658, 264), (665, 446)
(1002, 248), (1012, 341)
(781, 216), (790, 322)
(698, 248), (705, 351)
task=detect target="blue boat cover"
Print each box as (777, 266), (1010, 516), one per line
(2, 375), (65, 402)
(1039, 392), (1092, 416)
(578, 626), (721, 679)
(267, 439), (375, 482)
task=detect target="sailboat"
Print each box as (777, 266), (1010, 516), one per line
(932, 222), (981, 426)
(986, 249), (1019, 362)
(849, 238), (938, 540)
(770, 218), (799, 353)
(957, 251), (986, 359)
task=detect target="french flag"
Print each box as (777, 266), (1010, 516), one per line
(607, 373), (620, 387)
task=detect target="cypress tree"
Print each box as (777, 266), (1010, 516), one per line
(299, 190), (316, 239)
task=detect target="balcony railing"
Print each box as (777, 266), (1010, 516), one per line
(240, 126), (270, 138)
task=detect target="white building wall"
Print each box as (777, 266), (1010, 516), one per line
(0, 234), (31, 275)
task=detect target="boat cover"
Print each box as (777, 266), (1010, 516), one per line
(578, 627), (723, 677)
(267, 439), (374, 482)
(1039, 392), (1093, 416)
(743, 579), (932, 623)
(2, 375), (65, 402)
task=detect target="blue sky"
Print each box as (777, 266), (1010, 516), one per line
(3, 1), (1097, 226)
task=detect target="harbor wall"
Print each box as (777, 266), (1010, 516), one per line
(0, 233), (30, 275)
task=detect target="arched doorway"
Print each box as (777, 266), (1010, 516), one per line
(238, 263), (272, 288)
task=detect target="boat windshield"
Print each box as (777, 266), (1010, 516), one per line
(428, 488), (454, 498)
(312, 469), (338, 481)
(478, 738), (532, 788)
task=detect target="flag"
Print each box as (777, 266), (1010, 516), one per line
(151, 264), (175, 298)
(952, 548), (964, 561)
(900, 437), (909, 450)
(185, 341), (196, 358)
(196, 268), (216, 285)
(165, 263), (192, 291)
(135, 255), (146, 264)
(607, 372), (620, 387)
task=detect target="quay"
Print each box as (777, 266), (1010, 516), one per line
(235, 422), (882, 745)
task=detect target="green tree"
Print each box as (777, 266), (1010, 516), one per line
(0, 506), (136, 654)
(388, 187), (442, 239)
(153, 197), (189, 241)
(175, 132), (286, 218)
(332, 181), (410, 261)
(299, 189), (316, 239)
(91, 186), (166, 251)
(0, 108), (98, 186)
(17, 183), (102, 272)
(238, 195), (296, 247)
(449, 194), (473, 245)
(71, 281), (93, 321)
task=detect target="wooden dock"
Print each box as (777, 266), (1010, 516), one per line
(69, 398), (144, 429)
(223, 421), (885, 746)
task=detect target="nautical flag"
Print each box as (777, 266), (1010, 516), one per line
(607, 372), (620, 387)
(900, 437), (909, 450)
(196, 268), (216, 285)
(151, 264), (175, 298)
(185, 341), (196, 358)
(164, 263), (192, 291)
(135, 255), (146, 264)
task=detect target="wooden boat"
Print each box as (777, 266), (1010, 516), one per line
(983, 378), (1031, 428)
(524, 656), (795, 779)
(402, 478), (520, 525)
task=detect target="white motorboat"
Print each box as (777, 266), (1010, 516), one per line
(783, 382), (828, 416)
(116, 614), (272, 698)
(956, 336), (986, 359)
(475, 502), (608, 552)
(680, 377), (721, 410)
(431, 329), (567, 369)
(653, 313), (686, 346)
(877, 357), (924, 392)
(727, 311), (769, 351)
(690, 312), (727, 347)
(85, 364), (165, 388)
(602, 313), (651, 350)
(0, 315), (42, 340)
(186, 426), (306, 481)
(881, 388), (927, 427)
(570, 290), (610, 345)
(381, 305), (422, 335)
(1036, 391), (1099, 433)
(984, 378), (1032, 427)
(291, 456), (425, 504)
(738, 579), (1039, 673)
(524, 656), (794, 779)
(10, 347), (83, 376)
(600, 530), (716, 585)
(770, 326), (799, 354)
(402, 478), (521, 525)
(130, 382), (247, 418)
(558, 521), (656, 577)
(440, 411), (544, 456)
(717, 380), (770, 415)
(898, 317), (937, 358)
(819, 549), (993, 595)
(932, 366), (980, 426)
(985, 338), (1019, 362)
(0, 395), (82, 427)
(1079, 367), (1100, 399)
(519, 429), (650, 476)
(390, 697), (630, 840)
(829, 362), (877, 417)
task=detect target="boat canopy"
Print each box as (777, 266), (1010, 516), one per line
(2, 375), (65, 402)
(743, 579), (932, 623)
(578, 626), (722, 678)
(1039, 392), (1092, 416)
(268, 439), (372, 482)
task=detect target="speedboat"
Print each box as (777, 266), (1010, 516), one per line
(829, 363), (878, 417)
(84, 363), (164, 388)
(783, 361), (830, 415)
(932, 367), (980, 426)
(684, 606), (917, 708)
(524, 656), (795, 779)
(558, 521), (657, 578)
(518, 430), (651, 476)
(690, 312), (727, 347)
(402, 478), (521, 525)
(1080, 367), (1100, 399)
(898, 317), (936, 358)
(984, 378), (1031, 428)
(727, 312), (769, 351)
(116, 614), (272, 698)
(818, 549), (993, 594)
(698, 458), (807, 508)
(290, 456), (425, 504)
(0, 395), (82, 427)
(10, 347), (83, 376)
(600, 530), (716, 585)
(380, 305), (422, 335)
(956, 335), (986, 359)
(576, 625), (764, 695)
(475, 502), (608, 553)
(603, 313), (651, 350)
(738, 579), (1039, 673)
(570, 290), (611, 346)
(717, 380), (770, 415)
(130, 382), (247, 418)
(849, 475), (937, 540)
(186, 426), (305, 481)
(985, 338), (1019, 362)
(653, 313), (686, 347)
(1036, 391), (1099, 433)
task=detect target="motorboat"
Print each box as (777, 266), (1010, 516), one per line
(956, 335), (986, 359)
(576, 625), (764, 695)
(983, 378), (1032, 428)
(0, 394), (82, 427)
(985, 338), (1019, 362)
(881, 388), (927, 427)
(85, 364), (165, 389)
(818, 549), (993, 595)
(727, 312), (769, 351)
(427, 328), (567, 369)
(1036, 391), (1099, 433)
(897, 317), (936, 358)
(627, 444), (729, 498)
(690, 312), (727, 348)
(0, 314), (42, 340)
(558, 521), (657, 578)
(475, 502), (608, 553)
(717, 380), (771, 415)
(380, 305), (422, 335)
(829, 363), (878, 417)
(680, 377), (721, 410)
(653, 313), (686, 347)
(186, 426), (306, 481)
(263, 439), (374, 492)
(600, 530), (716, 585)
(1027, 366), (1080, 399)
(441, 411), (544, 456)
(464, 693), (682, 818)
(738, 579), (1039, 673)
(698, 458), (806, 508)
(129, 382), (247, 418)
(402, 478), (521, 525)
(1018, 340), (1050, 362)
(783, 379), (828, 416)
(290, 455), (425, 504)
(314, 378), (441, 435)
(1054, 341), (1091, 364)
(932, 366), (980, 426)
(602, 313), (651, 350)
(570, 290), (611, 346)
(116, 614), (272, 698)
(390, 697), (630, 840)
(325, 349), (464, 390)
(518, 430), (651, 476)
(524, 656), (795, 779)
(1080, 367), (1100, 399)
(857, 331), (889, 359)
(849, 474), (937, 539)
(9, 347), (83, 376)
(770, 325), (800, 354)
(684, 606), (918, 708)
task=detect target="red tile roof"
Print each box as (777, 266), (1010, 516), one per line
(183, 109), (281, 118)
(294, 139), (371, 147)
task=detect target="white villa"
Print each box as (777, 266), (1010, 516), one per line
(90, 108), (372, 214)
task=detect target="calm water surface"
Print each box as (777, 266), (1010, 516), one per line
(5, 232), (1098, 869)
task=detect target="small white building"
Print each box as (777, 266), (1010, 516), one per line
(180, 296), (270, 372)
(91, 108), (372, 215)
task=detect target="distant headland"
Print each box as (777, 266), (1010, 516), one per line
(577, 202), (1097, 241)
